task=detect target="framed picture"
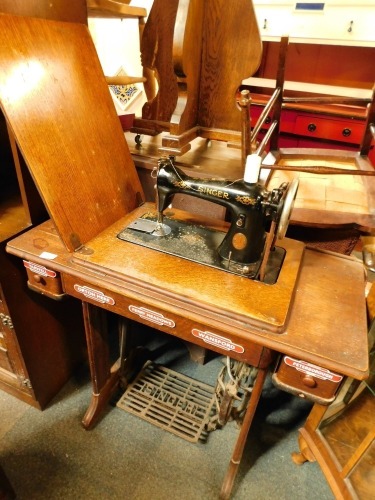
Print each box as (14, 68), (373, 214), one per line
(108, 66), (142, 110)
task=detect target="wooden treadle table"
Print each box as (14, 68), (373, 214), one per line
(7, 213), (369, 498)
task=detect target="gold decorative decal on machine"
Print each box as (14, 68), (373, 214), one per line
(129, 305), (175, 328)
(23, 260), (57, 278)
(173, 180), (188, 189)
(284, 356), (343, 383)
(192, 329), (245, 353)
(235, 195), (256, 206)
(73, 284), (115, 305)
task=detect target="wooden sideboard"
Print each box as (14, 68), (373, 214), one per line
(242, 38), (375, 154)
(248, 98), (370, 152)
(0, 1), (88, 408)
(0, 113), (85, 409)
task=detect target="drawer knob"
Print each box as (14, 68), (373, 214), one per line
(33, 274), (46, 285)
(302, 375), (317, 388)
(307, 123), (316, 133)
(342, 128), (351, 137)
(265, 116), (271, 124)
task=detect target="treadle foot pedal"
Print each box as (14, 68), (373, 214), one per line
(116, 361), (216, 442)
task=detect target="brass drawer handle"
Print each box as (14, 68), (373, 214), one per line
(302, 375), (317, 388)
(33, 274), (46, 285)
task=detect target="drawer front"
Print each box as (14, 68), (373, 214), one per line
(250, 105), (365, 146)
(272, 355), (343, 404)
(250, 106), (295, 132)
(255, 5), (374, 44)
(250, 105), (272, 129)
(0, 284), (33, 395)
(23, 260), (65, 299)
(63, 275), (274, 369)
(294, 115), (364, 145)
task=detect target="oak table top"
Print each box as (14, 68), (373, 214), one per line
(7, 208), (369, 381)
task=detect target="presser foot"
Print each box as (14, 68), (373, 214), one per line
(153, 222), (172, 237)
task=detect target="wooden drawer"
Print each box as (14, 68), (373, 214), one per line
(23, 260), (65, 300)
(250, 104), (272, 129)
(294, 114), (364, 145)
(62, 274), (274, 369)
(250, 101), (365, 146)
(272, 355), (344, 405)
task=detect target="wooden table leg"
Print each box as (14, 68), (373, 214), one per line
(291, 403), (328, 465)
(81, 301), (120, 429)
(220, 366), (268, 500)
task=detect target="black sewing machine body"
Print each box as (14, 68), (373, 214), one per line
(156, 157), (291, 268)
(118, 156), (298, 281)
(156, 161), (269, 266)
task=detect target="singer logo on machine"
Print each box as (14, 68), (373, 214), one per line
(128, 305), (175, 328)
(73, 284), (115, 305)
(23, 260), (56, 278)
(284, 356), (343, 383)
(192, 329), (245, 353)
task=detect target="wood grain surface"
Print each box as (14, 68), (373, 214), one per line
(0, 15), (144, 251)
(0, 0), (87, 23)
(198, 0), (262, 132)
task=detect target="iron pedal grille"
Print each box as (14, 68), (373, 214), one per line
(117, 361), (216, 443)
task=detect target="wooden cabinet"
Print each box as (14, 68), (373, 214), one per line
(253, 1), (375, 45)
(250, 102), (368, 151)
(0, 282), (33, 397)
(0, 0), (90, 410)
(245, 35), (375, 152)
(0, 113), (85, 409)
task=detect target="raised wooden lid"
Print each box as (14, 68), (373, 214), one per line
(0, 14), (144, 251)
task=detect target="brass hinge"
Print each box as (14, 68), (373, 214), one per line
(22, 378), (32, 389)
(0, 313), (13, 329)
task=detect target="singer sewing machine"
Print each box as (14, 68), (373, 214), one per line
(118, 155), (299, 283)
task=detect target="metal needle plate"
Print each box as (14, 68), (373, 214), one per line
(117, 214), (285, 284)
